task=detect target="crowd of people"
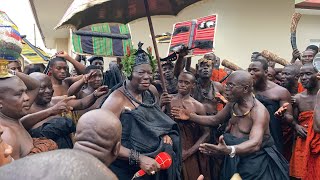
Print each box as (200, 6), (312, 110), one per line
(0, 40), (320, 180)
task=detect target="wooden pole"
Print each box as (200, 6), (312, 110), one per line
(143, 0), (167, 94)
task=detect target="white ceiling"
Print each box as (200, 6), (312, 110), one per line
(30, 0), (73, 48)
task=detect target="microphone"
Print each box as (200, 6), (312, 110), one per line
(132, 152), (172, 179)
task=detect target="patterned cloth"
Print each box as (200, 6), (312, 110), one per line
(290, 111), (313, 178)
(28, 138), (58, 155)
(72, 23), (132, 57)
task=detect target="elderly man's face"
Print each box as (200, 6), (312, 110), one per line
(225, 75), (246, 102)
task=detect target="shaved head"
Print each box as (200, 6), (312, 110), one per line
(228, 70), (253, 88)
(225, 71), (253, 102)
(29, 72), (53, 105)
(0, 149), (117, 180)
(74, 109), (121, 166)
(29, 72), (50, 82)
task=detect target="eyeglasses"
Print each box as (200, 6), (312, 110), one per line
(225, 83), (244, 89)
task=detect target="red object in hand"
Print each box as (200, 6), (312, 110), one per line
(134, 152), (172, 178)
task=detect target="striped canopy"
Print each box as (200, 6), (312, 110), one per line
(21, 41), (49, 64)
(72, 23), (133, 57)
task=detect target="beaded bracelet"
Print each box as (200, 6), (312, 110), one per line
(129, 149), (140, 166)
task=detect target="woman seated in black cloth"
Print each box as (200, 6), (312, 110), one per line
(101, 42), (181, 180)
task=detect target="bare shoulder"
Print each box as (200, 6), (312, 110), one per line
(252, 99), (269, 122)
(0, 124), (16, 144)
(149, 84), (159, 98)
(190, 96), (206, 114)
(102, 89), (126, 105)
(101, 88), (127, 114)
(269, 81), (290, 99)
(190, 96), (204, 107)
(270, 81), (288, 94)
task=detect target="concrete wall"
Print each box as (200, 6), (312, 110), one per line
(55, 38), (69, 52)
(128, 0), (295, 69)
(296, 14), (320, 50)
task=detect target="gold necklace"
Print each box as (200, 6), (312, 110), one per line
(232, 96), (255, 117)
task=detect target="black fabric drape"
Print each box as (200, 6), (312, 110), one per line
(255, 94), (283, 153)
(220, 133), (289, 180)
(29, 117), (76, 149)
(110, 90), (182, 180)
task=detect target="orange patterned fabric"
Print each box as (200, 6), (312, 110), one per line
(211, 68), (227, 85)
(290, 111), (313, 178)
(28, 138), (58, 155)
(304, 115), (320, 180)
(298, 82), (305, 93)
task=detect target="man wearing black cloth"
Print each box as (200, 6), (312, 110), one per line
(172, 71), (289, 180)
(101, 42), (181, 180)
(248, 59), (293, 154)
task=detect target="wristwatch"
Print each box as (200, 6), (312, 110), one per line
(227, 146), (236, 158)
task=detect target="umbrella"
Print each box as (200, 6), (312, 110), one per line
(72, 23), (133, 57)
(56, 0), (204, 94)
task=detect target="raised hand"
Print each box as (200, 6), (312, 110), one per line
(274, 102), (289, 118)
(55, 51), (73, 62)
(176, 45), (189, 57)
(171, 107), (191, 120)
(93, 86), (109, 97)
(199, 135), (229, 155)
(139, 155), (161, 175)
(292, 49), (301, 61)
(83, 71), (96, 83)
(50, 96), (76, 115)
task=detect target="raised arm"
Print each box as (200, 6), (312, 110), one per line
(280, 88), (294, 124)
(67, 72), (96, 97)
(173, 48), (188, 78)
(21, 96), (75, 130)
(314, 90), (320, 133)
(172, 103), (232, 126)
(56, 51), (86, 74)
(67, 77), (85, 97)
(64, 75), (83, 87)
(16, 72), (40, 105)
(67, 86), (108, 110)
